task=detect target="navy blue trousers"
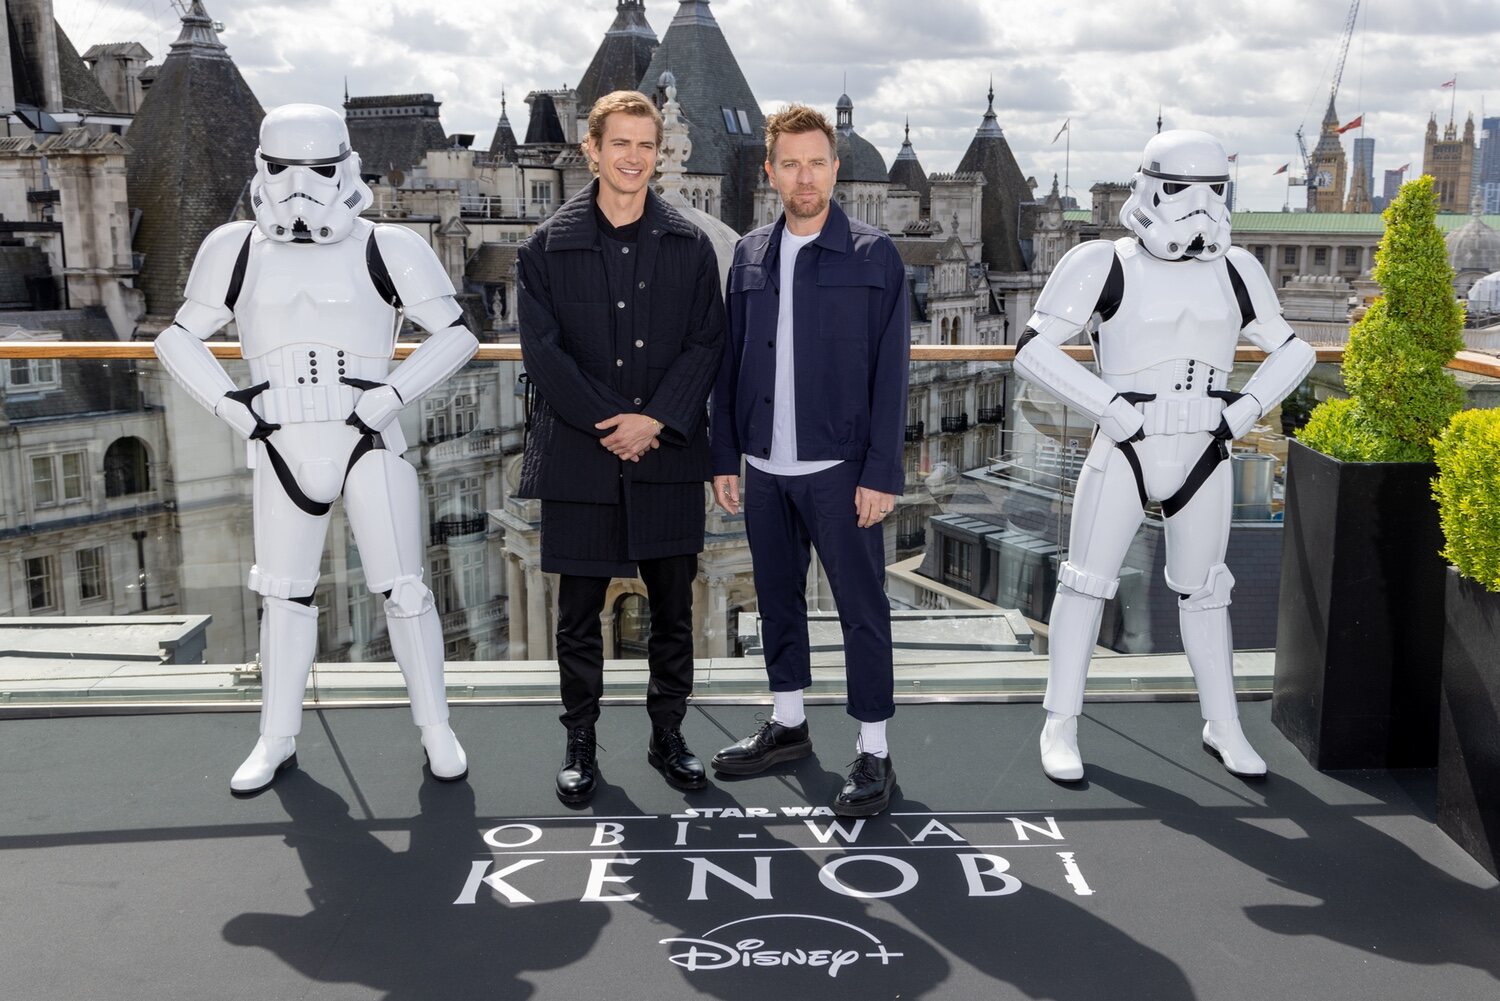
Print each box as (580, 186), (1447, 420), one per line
(744, 462), (894, 723)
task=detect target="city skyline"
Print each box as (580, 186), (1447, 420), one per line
(52, 0), (1500, 211)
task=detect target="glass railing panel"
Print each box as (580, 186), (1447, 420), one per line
(1, 348), (1497, 708)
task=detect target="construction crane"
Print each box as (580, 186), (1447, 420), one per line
(1295, 0), (1361, 208)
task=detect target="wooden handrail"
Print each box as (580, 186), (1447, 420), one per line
(0, 341), (1494, 375)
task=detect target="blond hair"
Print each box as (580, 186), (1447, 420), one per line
(764, 104), (836, 162)
(584, 90), (664, 175)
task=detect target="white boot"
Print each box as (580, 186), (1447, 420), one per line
(230, 735), (297, 795)
(420, 722), (468, 781)
(1202, 719), (1267, 778)
(386, 588), (466, 781)
(1040, 714), (1085, 783)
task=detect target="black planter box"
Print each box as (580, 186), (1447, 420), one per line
(1271, 439), (1446, 768)
(1438, 568), (1500, 878)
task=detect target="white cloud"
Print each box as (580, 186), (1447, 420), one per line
(54, 0), (1500, 212)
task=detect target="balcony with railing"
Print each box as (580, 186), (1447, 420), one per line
(940, 413), (969, 434)
(429, 514), (488, 545)
(905, 420), (925, 441)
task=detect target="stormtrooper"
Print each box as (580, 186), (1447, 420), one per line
(154, 104), (479, 794)
(1015, 130), (1315, 782)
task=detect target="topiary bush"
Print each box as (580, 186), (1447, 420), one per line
(1296, 175), (1465, 462)
(1434, 407), (1500, 591)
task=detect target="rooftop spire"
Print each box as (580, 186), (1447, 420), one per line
(170, 0), (230, 61)
(895, 117), (919, 162)
(975, 77), (1002, 138)
(670, 0), (717, 27)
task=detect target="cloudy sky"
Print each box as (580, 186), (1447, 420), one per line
(54, 0), (1500, 212)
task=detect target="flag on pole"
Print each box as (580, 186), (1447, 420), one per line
(1273, 163), (1289, 175)
(1441, 76), (1457, 89)
(1227, 153), (1238, 163)
(1336, 115), (1364, 134)
(1051, 118), (1070, 144)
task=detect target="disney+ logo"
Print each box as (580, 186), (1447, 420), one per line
(660, 914), (902, 978)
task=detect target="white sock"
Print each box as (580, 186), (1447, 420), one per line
(858, 720), (888, 758)
(772, 690), (805, 727)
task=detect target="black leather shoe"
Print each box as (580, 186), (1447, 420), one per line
(711, 716), (812, 775)
(648, 727), (707, 791)
(833, 752), (896, 817)
(556, 725), (598, 805)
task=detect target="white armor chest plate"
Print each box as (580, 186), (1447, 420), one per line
(236, 234), (398, 368)
(234, 233), (400, 424)
(1095, 243), (1240, 377)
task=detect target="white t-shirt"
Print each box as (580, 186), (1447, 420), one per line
(745, 227), (843, 477)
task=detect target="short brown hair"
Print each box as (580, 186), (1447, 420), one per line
(764, 105), (836, 163)
(584, 90), (663, 174)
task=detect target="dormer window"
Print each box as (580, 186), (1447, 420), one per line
(722, 108), (738, 134)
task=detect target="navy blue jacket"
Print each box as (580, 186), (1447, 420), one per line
(517, 183), (725, 503)
(711, 200), (910, 495)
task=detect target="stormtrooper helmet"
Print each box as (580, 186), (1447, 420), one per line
(250, 104), (373, 245)
(1120, 130), (1232, 261)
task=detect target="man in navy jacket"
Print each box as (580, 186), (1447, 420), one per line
(709, 105), (910, 816)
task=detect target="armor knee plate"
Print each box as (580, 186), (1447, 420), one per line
(383, 573), (435, 617)
(1058, 561), (1120, 600)
(1171, 563), (1235, 611)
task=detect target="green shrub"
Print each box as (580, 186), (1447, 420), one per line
(1296, 176), (1465, 462)
(1434, 408), (1500, 591)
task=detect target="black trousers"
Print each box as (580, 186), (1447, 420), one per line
(556, 553), (697, 730)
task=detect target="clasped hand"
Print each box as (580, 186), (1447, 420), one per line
(596, 413), (661, 462)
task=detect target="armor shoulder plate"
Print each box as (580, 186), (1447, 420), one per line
(183, 221), (257, 310)
(371, 224), (456, 308)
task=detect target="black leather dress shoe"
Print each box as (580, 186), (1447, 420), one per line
(711, 716), (812, 775)
(833, 752), (896, 817)
(648, 727), (707, 790)
(556, 725), (598, 805)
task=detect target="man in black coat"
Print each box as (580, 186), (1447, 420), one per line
(516, 91), (725, 805)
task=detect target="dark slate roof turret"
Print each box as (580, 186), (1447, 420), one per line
(524, 92), (566, 145)
(638, 0), (764, 232)
(832, 92), (887, 184)
(956, 80), (1034, 272)
(344, 93), (448, 178)
(577, 1), (659, 110)
(888, 119), (931, 212)
(125, 1), (263, 318)
(489, 88), (519, 161)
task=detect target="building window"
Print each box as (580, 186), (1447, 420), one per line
(1313, 247), (1327, 266)
(1253, 245), (1266, 263)
(459, 548), (486, 608)
(430, 554), (455, 615)
(529, 181), (553, 207)
(349, 587), (376, 644)
(1344, 247), (1359, 267)
(7, 358), (58, 391)
(721, 108), (738, 134)
(453, 393), (477, 436)
(104, 437), (150, 497)
(458, 475), (483, 515)
(737, 109), (752, 134)
(1283, 246), (1298, 266)
(76, 547), (108, 603)
(424, 398), (450, 442)
(942, 538), (972, 587)
(26, 555), (58, 612)
(30, 451), (87, 507)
